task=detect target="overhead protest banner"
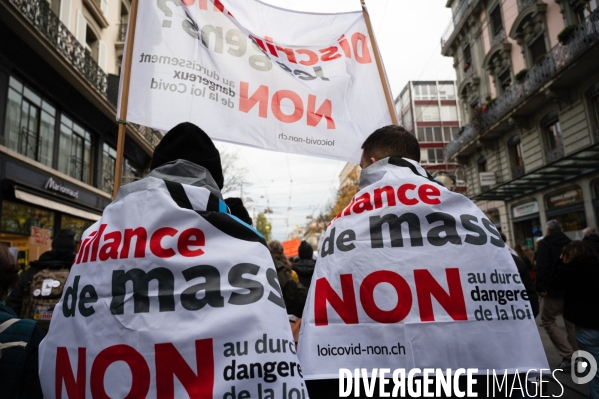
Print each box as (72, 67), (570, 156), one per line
(119, 0), (394, 163)
(298, 158), (548, 380)
(38, 179), (306, 398)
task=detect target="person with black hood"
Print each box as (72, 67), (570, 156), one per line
(7, 229), (76, 325)
(583, 227), (599, 255)
(293, 240), (316, 289)
(549, 241), (599, 398)
(536, 219), (578, 369)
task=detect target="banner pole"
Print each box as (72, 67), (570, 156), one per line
(361, 0), (398, 125)
(113, 0), (140, 200)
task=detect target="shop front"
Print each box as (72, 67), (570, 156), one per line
(512, 201), (542, 249)
(545, 186), (587, 241)
(0, 153), (108, 271)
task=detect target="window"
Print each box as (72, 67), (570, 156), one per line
(123, 158), (141, 184)
(401, 89), (410, 109)
(589, 83), (599, 136)
(543, 114), (563, 151)
(443, 127), (459, 142)
(0, 201), (54, 235)
(402, 110), (413, 129)
(415, 105), (440, 121)
(413, 84), (438, 100)
(58, 115), (93, 184)
(489, 4), (503, 36)
(417, 127), (443, 142)
(441, 105), (459, 121)
(528, 33), (547, 64)
(102, 143), (116, 193)
(420, 149), (429, 164)
(4, 77), (56, 167)
(61, 215), (94, 241)
(420, 149), (445, 164)
(477, 155), (487, 173)
(497, 67), (511, 93)
(463, 43), (472, 71)
(508, 135), (524, 177)
(573, 0), (598, 23)
(438, 84), (456, 100)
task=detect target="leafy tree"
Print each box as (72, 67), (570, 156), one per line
(255, 212), (272, 241)
(327, 169), (360, 220)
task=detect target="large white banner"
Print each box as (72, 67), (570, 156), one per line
(121, 0), (392, 162)
(39, 178), (307, 398)
(298, 158), (548, 379)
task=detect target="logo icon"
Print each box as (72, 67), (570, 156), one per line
(571, 350), (597, 384)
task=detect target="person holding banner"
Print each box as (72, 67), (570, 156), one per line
(38, 122), (308, 398)
(298, 125), (548, 398)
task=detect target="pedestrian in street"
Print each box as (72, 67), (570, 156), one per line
(0, 243), (45, 399)
(515, 244), (533, 272)
(503, 237), (540, 317)
(7, 229), (76, 328)
(522, 245), (537, 280)
(549, 241), (599, 398)
(267, 239), (307, 314)
(293, 240), (316, 289)
(582, 227), (599, 256)
(536, 219), (578, 369)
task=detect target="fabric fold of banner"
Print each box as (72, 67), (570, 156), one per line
(120, 0), (392, 162)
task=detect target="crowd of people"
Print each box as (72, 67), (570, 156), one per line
(0, 122), (598, 398)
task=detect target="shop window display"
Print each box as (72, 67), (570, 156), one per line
(0, 201), (54, 235)
(60, 215), (94, 242)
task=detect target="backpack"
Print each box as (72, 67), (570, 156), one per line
(20, 267), (70, 331)
(0, 312), (36, 398)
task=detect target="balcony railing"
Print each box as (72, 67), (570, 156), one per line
(118, 23), (127, 42)
(545, 145), (565, 163)
(441, 0), (474, 49)
(447, 9), (599, 160)
(9, 0), (107, 96)
(518, 0), (537, 12)
(511, 165), (525, 178)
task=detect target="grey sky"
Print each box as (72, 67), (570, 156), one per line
(216, 0), (456, 240)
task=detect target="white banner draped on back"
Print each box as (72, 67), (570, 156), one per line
(298, 158), (548, 379)
(119, 0), (392, 162)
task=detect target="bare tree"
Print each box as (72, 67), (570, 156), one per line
(220, 149), (251, 196)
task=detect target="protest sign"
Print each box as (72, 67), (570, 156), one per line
(298, 158), (548, 379)
(119, 0), (393, 164)
(39, 177), (306, 398)
(282, 238), (301, 258)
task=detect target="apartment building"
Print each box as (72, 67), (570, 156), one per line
(441, 0), (599, 247)
(396, 80), (466, 193)
(0, 0), (161, 268)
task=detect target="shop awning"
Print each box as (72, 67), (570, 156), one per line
(15, 189), (102, 221)
(472, 143), (599, 202)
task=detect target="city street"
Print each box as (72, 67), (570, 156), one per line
(537, 314), (590, 398)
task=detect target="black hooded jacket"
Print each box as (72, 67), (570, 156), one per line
(549, 258), (599, 329)
(535, 232), (571, 297)
(293, 259), (316, 289)
(7, 250), (75, 316)
(583, 234), (599, 255)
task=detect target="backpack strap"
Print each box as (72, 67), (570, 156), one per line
(0, 319), (19, 334)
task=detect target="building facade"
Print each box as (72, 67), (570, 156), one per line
(442, 0), (599, 247)
(396, 80), (467, 193)
(0, 0), (161, 269)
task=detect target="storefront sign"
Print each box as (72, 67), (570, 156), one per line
(44, 177), (79, 198)
(513, 201), (539, 218)
(479, 172), (496, 186)
(30, 226), (51, 247)
(547, 187), (583, 210)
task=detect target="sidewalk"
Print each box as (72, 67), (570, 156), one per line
(536, 314), (590, 398)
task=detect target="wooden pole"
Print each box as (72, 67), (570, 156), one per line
(112, 0), (140, 200)
(361, 0), (398, 125)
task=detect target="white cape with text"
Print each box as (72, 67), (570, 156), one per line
(298, 158), (548, 379)
(120, 0), (392, 162)
(39, 177), (307, 398)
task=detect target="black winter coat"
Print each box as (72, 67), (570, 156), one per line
(548, 258), (599, 330)
(512, 254), (539, 317)
(7, 250), (75, 316)
(292, 259), (316, 289)
(583, 234), (599, 256)
(535, 232), (570, 297)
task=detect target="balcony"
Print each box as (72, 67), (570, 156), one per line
(441, 0), (479, 52)
(545, 145), (565, 163)
(8, 0), (108, 96)
(447, 9), (599, 160)
(518, 0), (537, 13)
(511, 165), (525, 179)
(118, 23), (127, 42)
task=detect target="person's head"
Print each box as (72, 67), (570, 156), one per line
(298, 241), (313, 260)
(267, 240), (284, 256)
(583, 227), (598, 237)
(545, 219), (562, 235)
(224, 198), (252, 226)
(52, 229), (76, 253)
(150, 122), (224, 189)
(514, 244), (525, 260)
(0, 244), (18, 300)
(360, 125), (420, 170)
(561, 241), (598, 263)
(522, 245), (534, 260)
